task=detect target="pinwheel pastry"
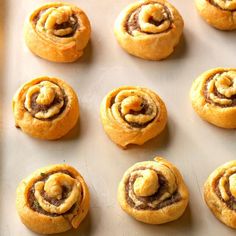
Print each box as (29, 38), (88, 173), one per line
(190, 68), (236, 129)
(118, 157), (189, 224)
(195, 0), (236, 30)
(16, 164), (90, 234)
(204, 160), (236, 228)
(114, 0), (184, 60)
(12, 76), (79, 139)
(24, 2), (91, 62)
(100, 86), (167, 148)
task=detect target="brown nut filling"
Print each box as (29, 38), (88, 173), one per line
(27, 170), (82, 217)
(125, 2), (172, 36)
(33, 8), (79, 38)
(204, 74), (236, 108)
(24, 81), (68, 121)
(125, 168), (181, 210)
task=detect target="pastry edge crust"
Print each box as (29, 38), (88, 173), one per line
(195, 0), (236, 30)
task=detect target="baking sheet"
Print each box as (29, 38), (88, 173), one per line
(1, 0), (236, 235)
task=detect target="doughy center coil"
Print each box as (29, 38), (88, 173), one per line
(213, 0), (236, 10)
(230, 174), (236, 198)
(207, 71), (236, 105)
(138, 4), (170, 33)
(218, 167), (236, 201)
(128, 3), (171, 36)
(111, 90), (158, 128)
(128, 164), (177, 208)
(36, 6), (77, 37)
(34, 173), (81, 214)
(133, 169), (159, 197)
(24, 81), (64, 119)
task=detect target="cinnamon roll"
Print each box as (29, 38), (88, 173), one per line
(204, 160), (236, 228)
(118, 157), (189, 224)
(114, 0), (184, 60)
(12, 76), (79, 139)
(190, 68), (236, 129)
(195, 0), (236, 30)
(100, 86), (167, 148)
(24, 2), (91, 62)
(16, 164), (90, 234)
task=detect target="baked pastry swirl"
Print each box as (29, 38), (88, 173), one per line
(13, 76), (79, 139)
(24, 2), (91, 62)
(118, 157), (189, 224)
(195, 0), (236, 30)
(100, 86), (167, 148)
(204, 160), (236, 228)
(190, 68), (236, 128)
(114, 0), (184, 60)
(16, 164), (90, 234)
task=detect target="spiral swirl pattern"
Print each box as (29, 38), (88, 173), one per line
(215, 166), (236, 209)
(204, 161), (236, 228)
(114, 0), (183, 60)
(110, 88), (158, 128)
(13, 76), (79, 140)
(30, 171), (82, 215)
(205, 71), (236, 107)
(34, 5), (79, 41)
(101, 86), (167, 147)
(25, 2), (91, 62)
(126, 164), (179, 210)
(16, 164), (89, 234)
(24, 81), (66, 120)
(126, 2), (172, 35)
(118, 158), (189, 224)
(210, 0), (236, 10)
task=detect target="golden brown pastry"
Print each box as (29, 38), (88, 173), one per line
(114, 0), (184, 60)
(24, 2), (91, 62)
(13, 76), (79, 140)
(204, 160), (236, 228)
(195, 0), (236, 30)
(16, 164), (90, 234)
(100, 86), (167, 148)
(117, 157), (189, 224)
(190, 68), (236, 129)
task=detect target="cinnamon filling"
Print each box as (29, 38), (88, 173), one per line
(125, 168), (181, 210)
(24, 82), (68, 121)
(214, 178), (236, 211)
(54, 15), (79, 37)
(110, 98), (157, 128)
(207, 0), (236, 11)
(204, 76), (236, 108)
(121, 102), (156, 128)
(125, 3), (172, 35)
(33, 9), (79, 37)
(27, 170), (81, 217)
